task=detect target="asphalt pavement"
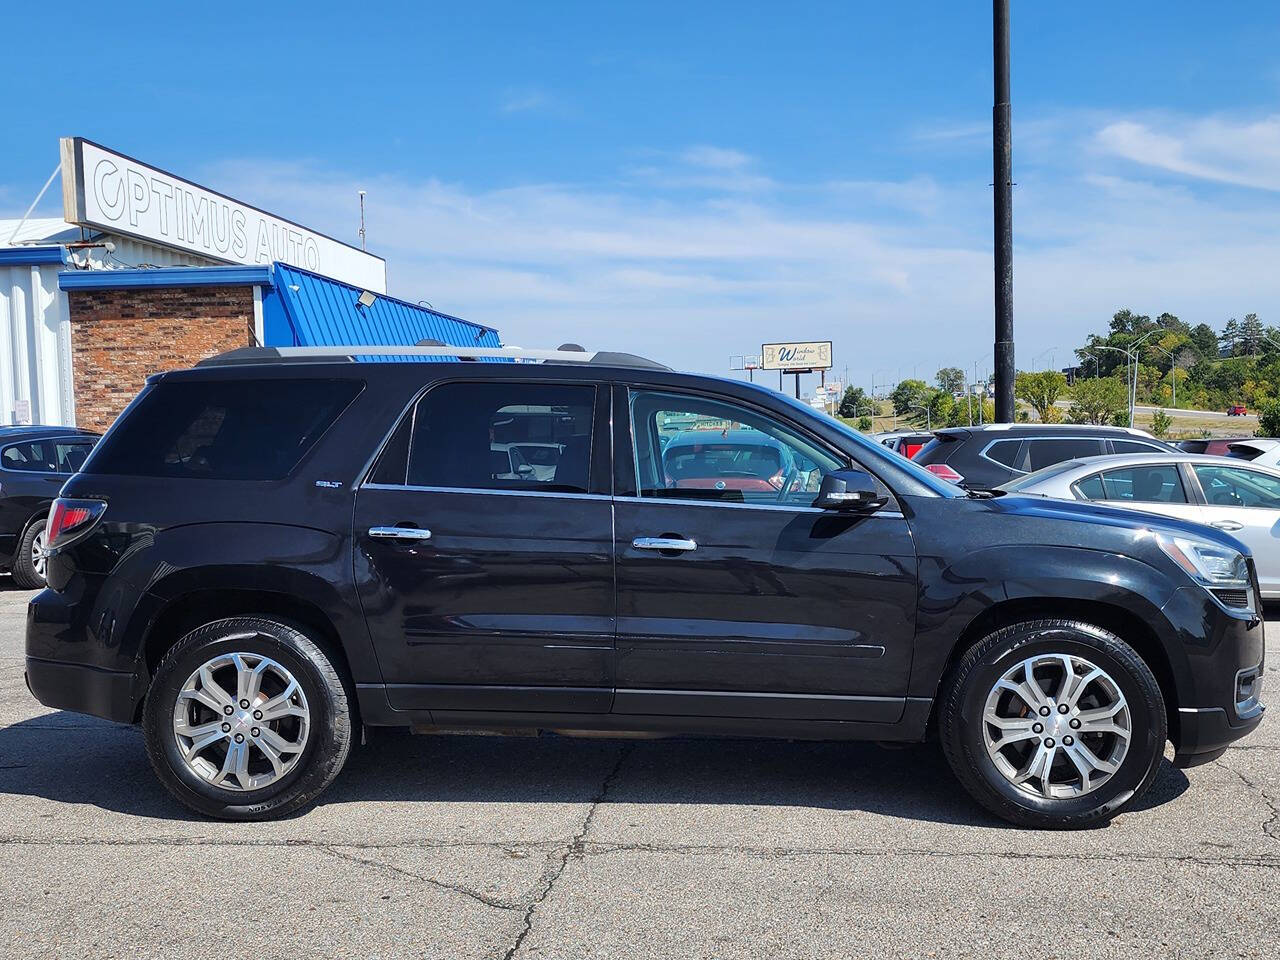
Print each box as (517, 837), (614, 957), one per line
(1, 577), (1277, 959)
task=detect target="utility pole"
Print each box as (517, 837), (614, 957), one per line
(993, 0), (1015, 422)
(358, 190), (368, 251)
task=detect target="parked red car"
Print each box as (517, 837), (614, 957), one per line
(1227, 404), (1248, 416)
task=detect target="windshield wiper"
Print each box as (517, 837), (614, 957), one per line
(965, 488), (1003, 499)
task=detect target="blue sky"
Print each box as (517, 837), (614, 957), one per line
(6, 1), (1280, 390)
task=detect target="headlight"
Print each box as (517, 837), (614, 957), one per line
(1157, 534), (1255, 613)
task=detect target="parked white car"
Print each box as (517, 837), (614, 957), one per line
(1000, 452), (1280, 598)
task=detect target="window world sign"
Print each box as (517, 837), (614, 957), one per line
(761, 341), (833, 371)
(60, 138), (387, 293)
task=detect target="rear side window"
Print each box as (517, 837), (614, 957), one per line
(1025, 438), (1103, 471)
(1079, 464), (1187, 503)
(86, 378), (363, 480)
(1, 441), (58, 473)
(371, 381), (597, 494)
(983, 439), (1023, 467)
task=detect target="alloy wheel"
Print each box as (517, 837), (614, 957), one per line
(31, 529), (47, 581)
(982, 653), (1132, 799)
(172, 652), (311, 791)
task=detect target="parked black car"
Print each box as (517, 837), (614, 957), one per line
(25, 347), (1264, 827)
(1, 425), (98, 588)
(914, 423), (1176, 489)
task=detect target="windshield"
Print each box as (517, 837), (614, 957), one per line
(748, 384), (964, 498)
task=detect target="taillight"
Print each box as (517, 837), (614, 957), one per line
(45, 498), (107, 550)
(925, 463), (965, 484)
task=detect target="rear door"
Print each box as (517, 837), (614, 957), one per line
(0, 437), (83, 553)
(353, 378), (616, 714)
(611, 384), (918, 723)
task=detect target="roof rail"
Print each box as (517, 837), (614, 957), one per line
(196, 345), (670, 370)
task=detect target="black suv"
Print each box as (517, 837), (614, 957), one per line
(915, 423), (1176, 489)
(1, 425), (98, 588)
(24, 347), (1264, 826)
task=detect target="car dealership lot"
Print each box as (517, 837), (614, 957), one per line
(0, 579), (1276, 959)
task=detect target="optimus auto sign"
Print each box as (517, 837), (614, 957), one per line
(60, 137), (386, 292)
(761, 341), (833, 372)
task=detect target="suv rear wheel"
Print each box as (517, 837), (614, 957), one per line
(939, 619), (1166, 829)
(12, 518), (47, 589)
(142, 617), (353, 820)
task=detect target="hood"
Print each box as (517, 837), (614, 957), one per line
(989, 492), (1252, 557)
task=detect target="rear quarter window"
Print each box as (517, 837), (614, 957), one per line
(86, 378), (363, 480)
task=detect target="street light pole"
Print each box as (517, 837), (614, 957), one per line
(993, 0), (1015, 422)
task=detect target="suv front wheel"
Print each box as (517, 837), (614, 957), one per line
(940, 619), (1166, 829)
(142, 617), (353, 820)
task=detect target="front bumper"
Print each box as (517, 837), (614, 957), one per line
(1162, 584), (1266, 765)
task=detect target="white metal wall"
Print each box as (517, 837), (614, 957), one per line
(0, 261), (74, 426)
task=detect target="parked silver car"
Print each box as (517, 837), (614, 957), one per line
(1000, 452), (1280, 598)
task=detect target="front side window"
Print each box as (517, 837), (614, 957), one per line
(1193, 465), (1280, 509)
(374, 381), (596, 494)
(629, 389), (844, 507)
(1077, 464), (1187, 503)
(56, 441), (94, 473)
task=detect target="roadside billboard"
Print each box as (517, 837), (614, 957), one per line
(761, 341), (833, 372)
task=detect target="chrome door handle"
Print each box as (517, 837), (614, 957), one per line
(369, 526), (433, 540)
(1211, 520), (1244, 531)
(632, 537), (697, 552)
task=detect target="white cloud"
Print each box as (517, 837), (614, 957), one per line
(499, 88), (552, 113)
(172, 113), (1280, 388)
(1095, 114), (1280, 191)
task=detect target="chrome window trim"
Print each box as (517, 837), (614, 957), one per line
(362, 482), (610, 502)
(979, 435), (1107, 476)
(359, 482), (904, 517)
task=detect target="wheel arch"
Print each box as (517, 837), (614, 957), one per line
(137, 588), (358, 725)
(930, 597), (1180, 742)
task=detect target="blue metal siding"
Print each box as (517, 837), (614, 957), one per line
(59, 265), (273, 290)
(266, 263), (500, 359)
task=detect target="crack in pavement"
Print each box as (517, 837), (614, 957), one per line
(579, 840), (1280, 869)
(0, 835), (565, 851)
(1215, 757), (1280, 844)
(313, 843), (527, 912)
(500, 742), (634, 960)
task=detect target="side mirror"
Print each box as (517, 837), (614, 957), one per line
(814, 469), (889, 512)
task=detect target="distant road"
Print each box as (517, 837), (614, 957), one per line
(1133, 404), (1257, 422)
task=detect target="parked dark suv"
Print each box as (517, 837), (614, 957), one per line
(1, 425), (98, 588)
(915, 423), (1176, 489)
(25, 347), (1264, 827)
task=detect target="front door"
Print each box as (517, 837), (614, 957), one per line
(1186, 462), (1280, 597)
(612, 386), (918, 722)
(354, 378), (615, 713)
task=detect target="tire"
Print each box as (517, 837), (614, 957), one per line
(939, 619), (1166, 829)
(11, 519), (47, 589)
(143, 617), (353, 820)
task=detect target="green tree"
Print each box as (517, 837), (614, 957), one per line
(1221, 318), (1241, 357)
(1014, 370), (1068, 422)
(1257, 400), (1280, 437)
(1149, 409), (1172, 438)
(1068, 377), (1128, 425)
(890, 378), (929, 416)
(856, 415), (873, 431)
(1240, 313), (1264, 356)
(1188, 322), (1219, 359)
(837, 385), (868, 418)
(935, 367), (965, 395)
